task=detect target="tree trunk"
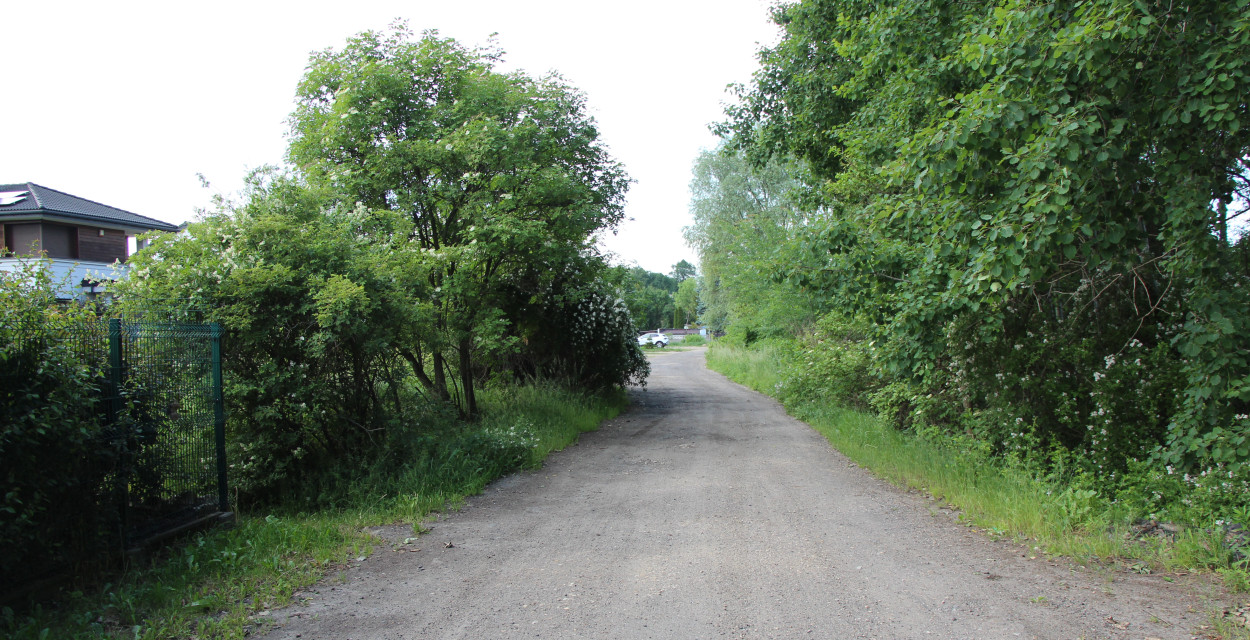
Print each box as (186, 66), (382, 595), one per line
(459, 335), (477, 418)
(399, 347), (448, 401)
(433, 351), (450, 401)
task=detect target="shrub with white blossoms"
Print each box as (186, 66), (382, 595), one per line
(521, 273), (649, 391)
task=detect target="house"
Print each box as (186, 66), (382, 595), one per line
(0, 182), (180, 299)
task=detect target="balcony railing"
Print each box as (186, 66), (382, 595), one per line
(0, 257), (126, 300)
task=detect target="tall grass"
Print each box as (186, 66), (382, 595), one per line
(3, 384), (626, 640)
(706, 343), (1249, 583)
(704, 340), (782, 392)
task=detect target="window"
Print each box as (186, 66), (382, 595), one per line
(42, 224), (77, 259)
(2, 223), (78, 259)
(5, 224), (40, 256)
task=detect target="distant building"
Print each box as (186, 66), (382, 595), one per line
(0, 182), (179, 299)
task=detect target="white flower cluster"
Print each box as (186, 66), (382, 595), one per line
(566, 284), (634, 344)
(487, 420), (539, 450)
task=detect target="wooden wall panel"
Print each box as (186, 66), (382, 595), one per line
(78, 227), (128, 263)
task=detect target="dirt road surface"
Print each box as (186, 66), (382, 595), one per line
(265, 348), (1226, 639)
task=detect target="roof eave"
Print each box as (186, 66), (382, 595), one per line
(0, 210), (179, 234)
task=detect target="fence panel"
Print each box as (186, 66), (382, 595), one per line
(0, 315), (226, 596)
(111, 319), (227, 543)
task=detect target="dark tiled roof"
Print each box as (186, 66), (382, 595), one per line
(0, 182), (179, 232)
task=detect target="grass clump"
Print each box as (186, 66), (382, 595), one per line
(2, 383), (625, 640)
(706, 342), (1250, 593)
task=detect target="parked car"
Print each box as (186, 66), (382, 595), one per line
(637, 332), (669, 347)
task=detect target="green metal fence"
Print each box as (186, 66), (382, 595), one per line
(105, 318), (228, 541)
(0, 315), (226, 593)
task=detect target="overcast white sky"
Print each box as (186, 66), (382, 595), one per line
(2, 0), (780, 274)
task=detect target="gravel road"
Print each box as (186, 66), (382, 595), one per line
(265, 347), (1225, 639)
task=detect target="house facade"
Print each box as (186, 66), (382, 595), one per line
(0, 183), (180, 299)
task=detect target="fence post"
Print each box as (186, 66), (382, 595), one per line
(106, 318), (123, 427)
(210, 323), (229, 513)
(107, 318), (129, 546)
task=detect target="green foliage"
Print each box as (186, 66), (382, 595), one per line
(684, 145), (817, 337)
(117, 172), (422, 499)
(116, 25), (643, 499)
(719, 0), (1250, 477)
(681, 334), (707, 346)
(0, 259), (121, 586)
(7, 19), (640, 633)
(705, 340), (785, 394)
(622, 266), (678, 293)
(777, 313), (879, 411)
(674, 277), (699, 327)
(3, 513), (364, 640)
(1111, 458), (1250, 527)
(286, 22), (631, 417)
(509, 273), (650, 391)
(669, 259), (697, 283)
(616, 265), (676, 330)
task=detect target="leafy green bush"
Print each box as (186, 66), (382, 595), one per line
(779, 313), (879, 410)
(0, 259), (120, 587)
(117, 175), (429, 500)
(717, 0), (1250, 482)
(119, 175), (645, 503)
(509, 272), (650, 391)
(116, 27), (645, 501)
(1110, 458), (1250, 527)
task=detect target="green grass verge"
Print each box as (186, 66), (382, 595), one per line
(707, 343), (1250, 610)
(3, 384), (626, 640)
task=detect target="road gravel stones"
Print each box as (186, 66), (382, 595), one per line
(265, 348), (1233, 640)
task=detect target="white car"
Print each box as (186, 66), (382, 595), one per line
(637, 332), (669, 347)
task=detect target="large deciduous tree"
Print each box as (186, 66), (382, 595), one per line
(617, 266), (676, 330)
(722, 0), (1250, 471)
(674, 277), (700, 327)
(669, 260), (697, 283)
(684, 145), (815, 339)
(117, 26), (646, 496)
(287, 24), (631, 416)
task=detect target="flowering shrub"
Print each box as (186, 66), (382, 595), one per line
(868, 284), (1184, 477)
(1115, 458), (1250, 526)
(477, 420), (541, 469)
(523, 274), (650, 391)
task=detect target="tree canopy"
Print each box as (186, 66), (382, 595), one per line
(669, 260), (697, 283)
(684, 145), (816, 338)
(118, 25), (647, 495)
(709, 0), (1250, 476)
(286, 24), (633, 416)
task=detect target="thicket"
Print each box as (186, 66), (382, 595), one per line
(693, 0), (1250, 527)
(0, 261), (119, 590)
(113, 24), (647, 504)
